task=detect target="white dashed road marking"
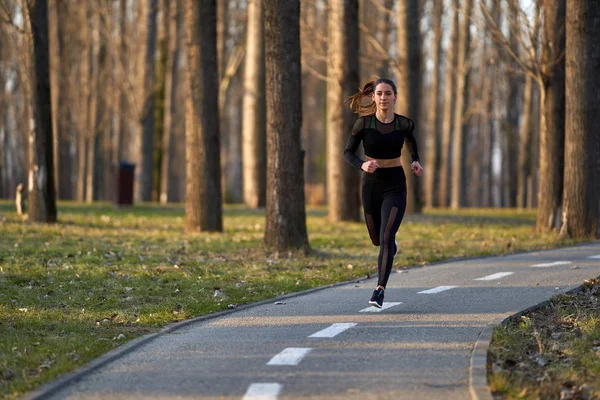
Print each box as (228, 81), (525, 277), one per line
(417, 286), (458, 294)
(531, 261), (572, 267)
(474, 272), (514, 281)
(267, 348), (312, 366)
(309, 323), (357, 338)
(359, 302), (402, 312)
(242, 383), (282, 400)
(588, 255), (600, 259)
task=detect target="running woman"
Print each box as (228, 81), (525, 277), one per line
(344, 77), (423, 308)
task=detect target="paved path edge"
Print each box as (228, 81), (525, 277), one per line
(468, 283), (587, 400)
(20, 275), (369, 400)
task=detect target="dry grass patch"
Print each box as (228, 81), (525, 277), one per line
(489, 278), (600, 399)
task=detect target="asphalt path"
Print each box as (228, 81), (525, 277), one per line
(28, 242), (600, 400)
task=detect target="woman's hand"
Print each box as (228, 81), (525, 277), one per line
(361, 160), (379, 173)
(410, 161), (423, 176)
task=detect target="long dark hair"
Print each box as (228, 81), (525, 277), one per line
(346, 77), (398, 115)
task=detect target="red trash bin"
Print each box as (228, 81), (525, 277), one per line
(113, 161), (135, 206)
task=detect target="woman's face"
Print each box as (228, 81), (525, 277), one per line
(372, 83), (396, 112)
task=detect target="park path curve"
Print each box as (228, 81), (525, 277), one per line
(25, 242), (600, 400)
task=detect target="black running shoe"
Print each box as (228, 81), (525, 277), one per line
(369, 288), (385, 308)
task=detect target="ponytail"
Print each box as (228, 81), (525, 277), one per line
(346, 77), (397, 115)
(346, 80), (377, 115)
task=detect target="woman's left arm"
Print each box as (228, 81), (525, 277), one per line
(404, 119), (423, 176)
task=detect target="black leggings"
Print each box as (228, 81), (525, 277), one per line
(361, 166), (407, 288)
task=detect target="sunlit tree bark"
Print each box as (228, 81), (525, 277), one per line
(27, 0), (57, 222)
(263, 0), (309, 252)
(184, 0), (222, 232)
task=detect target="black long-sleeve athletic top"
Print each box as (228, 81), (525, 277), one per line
(343, 114), (420, 170)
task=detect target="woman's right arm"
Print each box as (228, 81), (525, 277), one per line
(343, 117), (366, 169)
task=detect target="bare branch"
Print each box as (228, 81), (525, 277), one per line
(504, 0), (537, 65)
(301, 60), (338, 85)
(479, 1), (541, 84)
(0, 0), (26, 35)
(218, 45), (245, 111)
(359, 23), (401, 78)
(368, 0), (394, 17)
(93, 1), (143, 121)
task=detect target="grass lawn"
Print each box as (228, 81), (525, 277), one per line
(0, 200), (588, 398)
(488, 278), (600, 399)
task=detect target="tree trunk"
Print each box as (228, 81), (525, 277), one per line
(529, 83), (540, 208)
(116, 0), (128, 163)
(478, 26), (492, 207)
(536, 0), (566, 232)
(242, 0), (266, 208)
(424, 0), (443, 208)
(217, 0), (229, 82)
(377, 0), (394, 78)
(485, 0), (501, 207)
(135, 0), (158, 202)
(0, 22), (6, 198)
(327, 0), (360, 222)
(86, 8), (100, 203)
(263, 0), (309, 252)
(76, 4), (89, 202)
(226, 83), (243, 203)
(185, 0), (222, 232)
(397, 0), (423, 213)
(48, 0), (59, 197)
(159, 0), (181, 205)
(438, 0), (459, 208)
(560, 0), (600, 238)
(517, 75), (533, 209)
(217, 0), (230, 203)
(450, 0), (473, 210)
(505, 0), (521, 208)
(27, 0), (57, 223)
(54, 0), (71, 199)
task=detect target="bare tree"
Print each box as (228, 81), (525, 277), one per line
(438, 0), (459, 208)
(300, 0), (326, 202)
(85, 6), (100, 203)
(75, 3), (88, 202)
(481, 0), (565, 228)
(55, 0), (72, 200)
(504, 0), (520, 207)
(517, 5), (541, 210)
(397, 0), (423, 213)
(450, 0), (473, 210)
(263, 0), (309, 252)
(159, 0), (181, 205)
(242, 0), (266, 208)
(559, 0), (600, 238)
(377, 0), (394, 78)
(217, 0), (228, 82)
(517, 76), (534, 209)
(26, 0), (57, 222)
(424, 0), (443, 208)
(538, 0), (566, 230)
(474, 1), (496, 207)
(48, 0), (59, 196)
(218, 1), (245, 203)
(0, 18), (6, 198)
(115, 0), (128, 163)
(327, 0), (360, 222)
(135, 0), (158, 202)
(184, 0), (222, 232)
